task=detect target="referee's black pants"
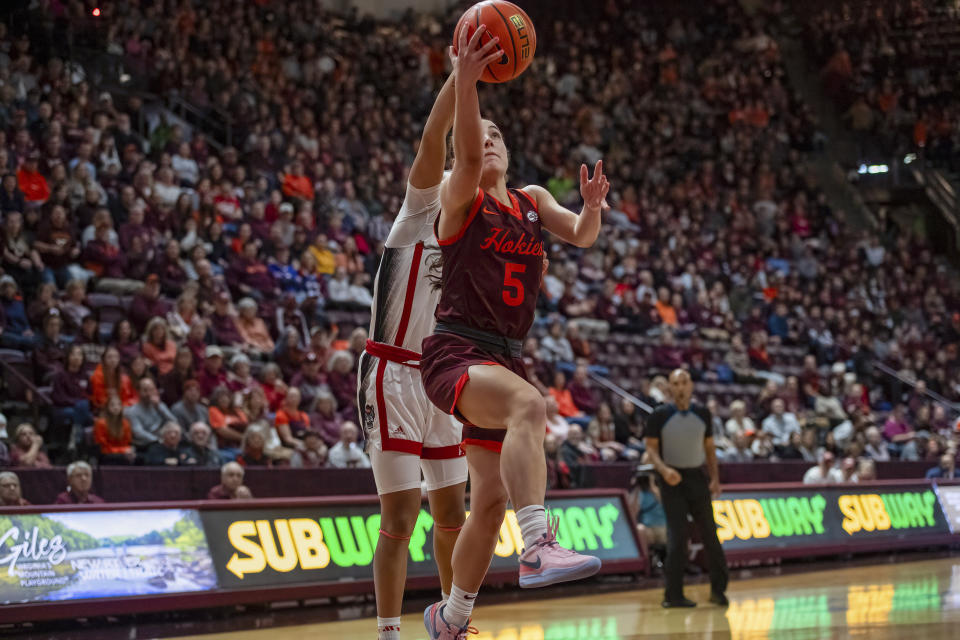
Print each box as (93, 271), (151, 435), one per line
(657, 467), (728, 602)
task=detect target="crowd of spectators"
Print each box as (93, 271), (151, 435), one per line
(0, 0), (958, 504)
(808, 0), (960, 168)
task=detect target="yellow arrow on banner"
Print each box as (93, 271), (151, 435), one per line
(226, 552), (266, 579)
(226, 521), (267, 579)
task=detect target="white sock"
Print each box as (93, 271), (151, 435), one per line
(377, 616), (401, 640)
(443, 584), (477, 628)
(441, 589), (449, 602)
(516, 504), (548, 549)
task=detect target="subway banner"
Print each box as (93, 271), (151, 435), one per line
(200, 494), (640, 589)
(712, 484), (953, 554)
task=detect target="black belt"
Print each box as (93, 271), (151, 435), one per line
(434, 322), (523, 359)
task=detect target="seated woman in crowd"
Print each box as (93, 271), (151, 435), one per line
(310, 389), (343, 446)
(60, 279), (91, 331)
(93, 394), (135, 465)
(159, 347), (196, 406)
(9, 423), (52, 468)
(110, 319), (140, 366)
(27, 282), (60, 329)
(273, 324), (306, 379)
(142, 317), (177, 376)
(259, 363), (288, 412)
(326, 351), (356, 419)
(127, 354), (151, 391)
(236, 426), (272, 467)
(33, 310), (69, 380)
(290, 430), (328, 468)
(235, 297), (275, 355)
(208, 385), (249, 459)
(724, 399), (756, 438)
(185, 319), (210, 367)
(89, 346), (138, 411)
(242, 385), (273, 431)
(51, 344), (94, 437)
(167, 293), (200, 341)
(75, 313), (104, 373)
(226, 353), (260, 396)
(588, 402), (635, 460)
(549, 371), (585, 421)
(274, 387), (310, 452)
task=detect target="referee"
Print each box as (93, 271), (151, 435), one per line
(644, 369), (728, 608)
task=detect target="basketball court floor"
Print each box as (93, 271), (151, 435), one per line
(179, 557), (960, 639)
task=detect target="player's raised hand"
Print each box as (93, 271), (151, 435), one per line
(580, 160), (610, 211)
(450, 19), (502, 86)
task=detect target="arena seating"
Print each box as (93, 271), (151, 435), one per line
(0, 0), (958, 504)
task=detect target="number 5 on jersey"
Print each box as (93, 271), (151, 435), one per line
(503, 262), (526, 307)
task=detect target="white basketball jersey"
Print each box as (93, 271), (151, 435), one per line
(368, 183), (443, 353)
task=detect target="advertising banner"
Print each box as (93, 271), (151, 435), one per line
(200, 494), (639, 589)
(0, 509), (217, 604)
(712, 485), (952, 553)
(933, 484), (960, 535)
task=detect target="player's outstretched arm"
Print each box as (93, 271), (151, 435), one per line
(524, 160), (610, 248)
(409, 71), (456, 190)
(438, 23), (501, 239)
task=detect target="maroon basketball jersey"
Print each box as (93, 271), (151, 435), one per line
(434, 187), (543, 340)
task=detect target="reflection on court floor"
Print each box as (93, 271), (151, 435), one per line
(179, 558), (960, 639)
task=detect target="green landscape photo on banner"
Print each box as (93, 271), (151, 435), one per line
(0, 509), (217, 604)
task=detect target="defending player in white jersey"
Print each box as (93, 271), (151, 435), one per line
(357, 71), (466, 640)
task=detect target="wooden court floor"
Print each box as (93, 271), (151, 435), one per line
(182, 558), (960, 639)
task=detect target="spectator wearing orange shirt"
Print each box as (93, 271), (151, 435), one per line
(280, 160), (314, 201)
(142, 317), (178, 376)
(208, 385), (249, 458)
(655, 287), (678, 327)
(275, 387), (310, 452)
(549, 371), (584, 419)
(94, 394), (135, 464)
(90, 347), (138, 410)
(16, 152), (49, 203)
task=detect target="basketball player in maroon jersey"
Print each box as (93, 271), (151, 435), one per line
(422, 25), (610, 638)
(359, 51), (492, 640)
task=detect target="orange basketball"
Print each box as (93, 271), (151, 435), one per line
(453, 1), (536, 83)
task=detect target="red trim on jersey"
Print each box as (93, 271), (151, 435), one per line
(392, 242), (424, 347)
(462, 438), (503, 454)
(515, 188), (538, 212)
(421, 444), (464, 459)
(375, 357), (423, 456)
(365, 339), (420, 368)
(438, 189), (484, 246)
(371, 345), (461, 458)
(487, 190), (523, 220)
(450, 371), (471, 414)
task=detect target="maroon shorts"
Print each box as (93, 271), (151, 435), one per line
(420, 332), (529, 454)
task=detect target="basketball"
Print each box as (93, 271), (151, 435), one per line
(453, 1), (536, 83)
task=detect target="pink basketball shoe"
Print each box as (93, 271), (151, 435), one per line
(518, 514), (601, 588)
(423, 602), (477, 640)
